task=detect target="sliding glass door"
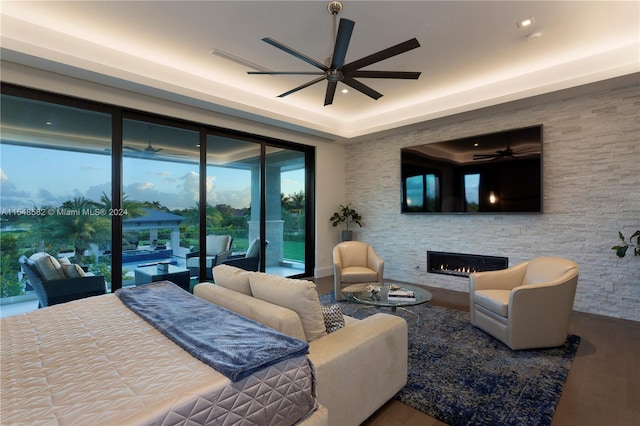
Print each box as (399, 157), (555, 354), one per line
(1, 84), (315, 317)
(121, 118), (200, 289)
(265, 145), (308, 276)
(205, 134), (261, 275)
(0, 93), (112, 308)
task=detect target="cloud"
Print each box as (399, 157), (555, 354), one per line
(135, 182), (154, 191)
(85, 182), (112, 201)
(0, 169), (30, 198)
(180, 171), (200, 203)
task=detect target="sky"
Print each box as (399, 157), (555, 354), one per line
(0, 144), (304, 211)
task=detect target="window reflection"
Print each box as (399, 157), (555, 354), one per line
(404, 173), (440, 212)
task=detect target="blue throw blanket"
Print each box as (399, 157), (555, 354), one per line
(115, 281), (309, 382)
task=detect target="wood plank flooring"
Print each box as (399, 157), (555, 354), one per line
(313, 276), (640, 426)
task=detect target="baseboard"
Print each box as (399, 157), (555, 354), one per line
(314, 265), (333, 279)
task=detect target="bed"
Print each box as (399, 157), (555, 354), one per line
(0, 281), (320, 425)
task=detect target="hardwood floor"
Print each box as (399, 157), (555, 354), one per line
(313, 276), (640, 426)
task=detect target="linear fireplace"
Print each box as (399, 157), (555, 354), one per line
(427, 251), (508, 278)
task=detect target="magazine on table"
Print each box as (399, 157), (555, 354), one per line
(388, 288), (416, 300)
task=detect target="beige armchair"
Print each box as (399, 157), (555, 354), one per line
(333, 241), (384, 301)
(469, 256), (579, 350)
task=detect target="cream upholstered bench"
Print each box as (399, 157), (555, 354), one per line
(194, 264), (408, 426)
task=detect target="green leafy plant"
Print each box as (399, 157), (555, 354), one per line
(329, 203), (362, 231)
(612, 230), (640, 258)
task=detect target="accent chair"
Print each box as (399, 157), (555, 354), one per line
(469, 256), (579, 350)
(333, 241), (384, 301)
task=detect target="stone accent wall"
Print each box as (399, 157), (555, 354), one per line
(345, 82), (640, 322)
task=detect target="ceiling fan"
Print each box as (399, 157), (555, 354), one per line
(124, 125), (163, 155)
(124, 140), (163, 155)
(473, 142), (539, 161)
(248, 1), (421, 106)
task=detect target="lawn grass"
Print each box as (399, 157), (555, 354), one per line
(233, 238), (304, 262)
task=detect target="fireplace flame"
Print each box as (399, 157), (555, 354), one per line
(438, 264), (477, 276)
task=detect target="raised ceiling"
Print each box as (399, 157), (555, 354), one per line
(1, 1), (638, 142)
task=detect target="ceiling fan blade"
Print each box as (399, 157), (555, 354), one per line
(473, 154), (502, 160)
(248, 71), (325, 75)
(330, 18), (355, 69)
(343, 38), (421, 72)
(350, 70), (421, 79)
(324, 81), (338, 106)
(342, 77), (383, 100)
(262, 37), (328, 71)
(277, 76), (326, 98)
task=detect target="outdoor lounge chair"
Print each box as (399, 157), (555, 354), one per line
(19, 253), (107, 308)
(185, 234), (233, 279)
(222, 238), (267, 272)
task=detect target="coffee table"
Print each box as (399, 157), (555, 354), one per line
(350, 283), (432, 324)
(134, 264), (190, 292)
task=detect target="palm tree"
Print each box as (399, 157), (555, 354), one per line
(44, 197), (111, 264)
(98, 192), (145, 218)
(287, 191), (305, 231)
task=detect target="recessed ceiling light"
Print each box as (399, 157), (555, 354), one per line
(341, 89), (349, 94)
(517, 17), (535, 28)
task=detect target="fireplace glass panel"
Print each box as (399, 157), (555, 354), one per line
(427, 251), (508, 277)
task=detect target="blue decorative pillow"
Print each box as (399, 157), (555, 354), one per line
(321, 304), (345, 333)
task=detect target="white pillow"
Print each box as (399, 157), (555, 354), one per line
(29, 253), (65, 281)
(245, 238), (260, 258)
(60, 263), (87, 278)
(249, 274), (327, 342)
(206, 235), (230, 256)
(56, 257), (87, 278)
(212, 264), (253, 295)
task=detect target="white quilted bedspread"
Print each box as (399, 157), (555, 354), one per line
(0, 294), (316, 425)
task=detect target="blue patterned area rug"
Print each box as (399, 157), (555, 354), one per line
(319, 293), (580, 426)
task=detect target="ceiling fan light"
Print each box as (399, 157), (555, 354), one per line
(327, 1), (343, 15)
(517, 17), (535, 28)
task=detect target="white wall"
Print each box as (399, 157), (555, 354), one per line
(344, 81), (640, 322)
(314, 143), (346, 277)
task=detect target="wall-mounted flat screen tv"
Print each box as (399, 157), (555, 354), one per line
(401, 125), (542, 213)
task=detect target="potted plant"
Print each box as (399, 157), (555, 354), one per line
(612, 230), (640, 258)
(330, 203), (362, 241)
